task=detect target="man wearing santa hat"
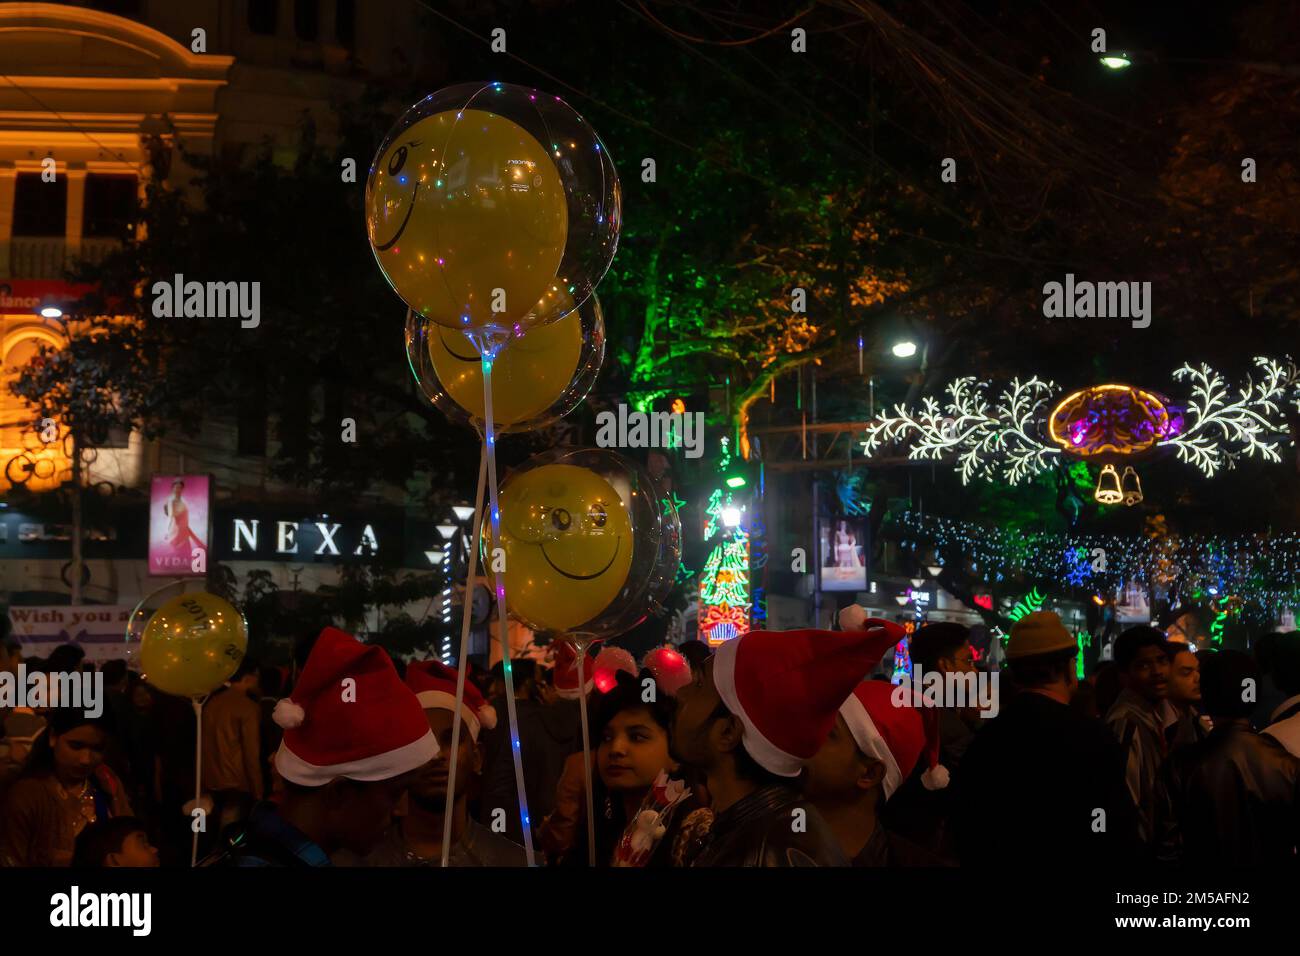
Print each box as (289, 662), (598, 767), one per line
(669, 608), (906, 866)
(336, 660), (526, 866)
(204, 628), (439, 866)
(802, 679), (948, 866)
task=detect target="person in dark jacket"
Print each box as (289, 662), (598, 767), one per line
(1166, 642), (1211, 749)
(669, 614), (903, 867)
(478, 658), (578, 846)
(1105, 626), (1178, 857)
(953, 611), (1138, 866)
(1166, 650), (1300, 865)
(883, 622), (983, 857)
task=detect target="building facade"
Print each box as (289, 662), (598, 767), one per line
(0, 1), (452, 643)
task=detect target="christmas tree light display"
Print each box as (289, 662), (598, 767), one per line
(699, 437), (751, 646)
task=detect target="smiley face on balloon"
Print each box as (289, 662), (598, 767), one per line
(366, 109), (568, 332)
(490, 464), (633, 632)
(427, 299), (582, 427)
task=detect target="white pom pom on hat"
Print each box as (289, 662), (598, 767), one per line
(272, 697), (306, 729)
(921, 763), (951, 790)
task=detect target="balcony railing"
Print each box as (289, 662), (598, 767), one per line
(5, 236), (122, 280)
(7, 236), (66, 279)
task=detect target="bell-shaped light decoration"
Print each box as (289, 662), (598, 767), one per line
(1121, 466), (1143, 506)
(1094, 464), (1123, 505)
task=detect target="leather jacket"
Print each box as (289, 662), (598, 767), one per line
(690, 784), (848, 867)
(1166, 720), (1300, 866)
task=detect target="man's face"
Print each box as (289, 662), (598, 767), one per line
(409, 709), (477, 809)
(802, 714), (880, 804)
(1126, 644), (1170, 701)
(1167, 649), (1201, 704)
(939, 641), (976, 675)
(670, 657), (725, 770)
(333, 774), (413, 856)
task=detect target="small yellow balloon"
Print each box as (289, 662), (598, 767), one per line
(490, 464), (633, 632)
(140, 593), (248, 698)
(430, 307), (582, 426)
(366, 109), (568, 331)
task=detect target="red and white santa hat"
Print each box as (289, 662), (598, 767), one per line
(272, 627), (438, 786)
(712, 620), (905, 777)
(552, 639), (599, 699)
(405, 659), (498, 741)
(839, 680), (927, 800)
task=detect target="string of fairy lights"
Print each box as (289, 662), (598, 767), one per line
(893, 511), (1300, 612)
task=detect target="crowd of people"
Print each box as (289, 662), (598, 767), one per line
(1, 608), (1298, 868)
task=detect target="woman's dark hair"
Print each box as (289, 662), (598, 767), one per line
(21, 707), (114, 779)
(676, 641), (711, 676)
(72, 816), (147, 867)
(589, 668), (675, 749)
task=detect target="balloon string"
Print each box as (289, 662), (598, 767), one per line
(577, 646), (596, 867)
(478, 333), (537, 866)
(190, 696), (205, 867)
(441, 442), (488, 867)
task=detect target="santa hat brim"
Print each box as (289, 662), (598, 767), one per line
(839, 693), (904, 799)
(712, 636), (803, 777)
(275, 730), (439, 786)
(415, 690), (483, 740)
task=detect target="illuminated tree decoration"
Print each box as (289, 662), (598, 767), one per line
(700, 438), (751, 646)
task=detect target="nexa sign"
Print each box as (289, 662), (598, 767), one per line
(227, 518), (381, 558)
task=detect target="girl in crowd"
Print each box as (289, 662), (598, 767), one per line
(0, 707), (132, 866)
(564, 669), (697, 867)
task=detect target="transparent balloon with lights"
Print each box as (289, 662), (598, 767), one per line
(367, 81), (621, 337)
(483, 447), (681, 640)
(404, 291), (605, 434)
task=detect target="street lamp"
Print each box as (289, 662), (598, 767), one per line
(451, 505), (475, 522)
(891, 339), (918, 358)
(1099, 53), (1132, 70)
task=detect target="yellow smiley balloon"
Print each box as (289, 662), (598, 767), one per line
(139, 592), (248, 698)
(429, 300), (582, 427)
(489, 464), (633, 632)
(366, 109), (568, 332)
